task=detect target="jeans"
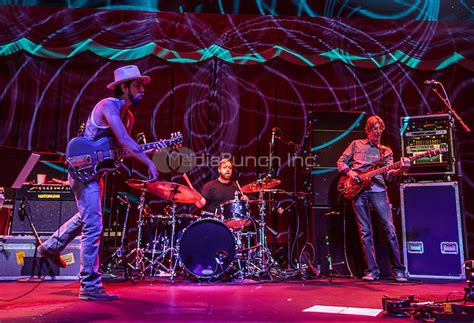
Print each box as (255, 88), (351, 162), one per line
(42, 174), (103, 291)
(353, 191), (405, 274)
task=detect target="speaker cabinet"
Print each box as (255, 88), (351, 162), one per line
(401, 181), (465, 279)
(310, 111), (366, 206)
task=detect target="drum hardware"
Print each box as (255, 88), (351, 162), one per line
(125, 183), (151, 278)
(102, 195), (135, 281)
(123, 177), (288, 282)
(254, 190), (282, 278)
(231, 230), (258, 279)
(127, 180), (203, 281)
(239, 178), (283, 279)
(144, 198), (180, 281)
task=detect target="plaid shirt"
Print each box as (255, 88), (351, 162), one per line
(337, 139), (394, 192)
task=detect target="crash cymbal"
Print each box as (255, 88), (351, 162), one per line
(240, 178), (281, 194)
(127, 179), (202, 204)
(126, 179), (148, 190)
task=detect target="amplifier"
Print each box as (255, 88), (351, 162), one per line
(400, 114), (454, 175)
(0, 236), (80, 280)
(400, 182), (465, 279)
(310, 111), (366, 206)
(11, 184), (77, 235)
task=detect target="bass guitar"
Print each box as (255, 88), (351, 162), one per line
(66, 132), (183, 182)
(337, 147), (446, 200)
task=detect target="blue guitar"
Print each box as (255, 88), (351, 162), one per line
(66, 132), (183, 182)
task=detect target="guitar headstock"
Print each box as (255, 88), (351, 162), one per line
(169, 131), (183, 149)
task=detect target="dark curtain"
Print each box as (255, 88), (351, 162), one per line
(1, 5), (473, 257)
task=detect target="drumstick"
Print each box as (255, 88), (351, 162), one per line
(236, 180), (245, 196)
(182, 173), (195, 190)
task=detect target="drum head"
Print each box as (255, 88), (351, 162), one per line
(178, 219), (236, 278)
(221, 199), (250, 230)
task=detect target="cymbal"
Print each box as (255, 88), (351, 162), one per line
(176, 213), (200, 219)
(127, 179), (202, 204)
(240, 178), (281, 194)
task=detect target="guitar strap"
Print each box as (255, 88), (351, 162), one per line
(378, 145), (386, 164)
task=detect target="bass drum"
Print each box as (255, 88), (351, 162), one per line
(178, 218), (236, 279)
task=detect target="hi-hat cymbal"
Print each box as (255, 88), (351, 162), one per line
(127, 179), (202, 204)
(240, 178), (281, 193)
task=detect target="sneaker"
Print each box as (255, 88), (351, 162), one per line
(392, 271), (408, 282)
(362, 271), (380, 281)
(37, 244), (67, 268)
(79, 287), (119, 301)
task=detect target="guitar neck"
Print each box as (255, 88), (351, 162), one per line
(364, 161), (402, 179)
(363, 151), (435, 179)
(116, 141), (165, 158)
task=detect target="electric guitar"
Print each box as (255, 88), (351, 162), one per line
(337, 147), (447, 200)
(66, 132), (183, 182)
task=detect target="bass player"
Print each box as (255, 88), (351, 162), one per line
(337, 115), (410, 282)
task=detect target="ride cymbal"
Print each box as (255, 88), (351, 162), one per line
(240, 178), (281, 193)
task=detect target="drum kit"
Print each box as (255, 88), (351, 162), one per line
(111, 177), (285, 282)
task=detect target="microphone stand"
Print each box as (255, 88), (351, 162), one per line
(431, 83), (471, 133)
(430, 82), (470, 258)
(274, 130), (304, 273)
(17, 197), (48, 282)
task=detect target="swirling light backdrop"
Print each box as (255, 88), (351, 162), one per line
(0, 3), (473, 254)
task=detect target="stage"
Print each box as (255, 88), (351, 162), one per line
(0, 277), (467, 321)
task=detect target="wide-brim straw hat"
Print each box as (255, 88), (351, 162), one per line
(106, 65), (151, 90)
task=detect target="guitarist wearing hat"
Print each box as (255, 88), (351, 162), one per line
(38, 65), (159, 300)
(337, 115), (410, 282)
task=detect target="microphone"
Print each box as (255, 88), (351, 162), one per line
(269, 127), (277, 176)
(271, 127), (277, 147)
(18, 197), (26, 221)
(424, 79), (440, 86)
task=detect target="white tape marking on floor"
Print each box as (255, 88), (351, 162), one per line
(303, 305), (382, 317)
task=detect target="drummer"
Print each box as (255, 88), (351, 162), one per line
(195, 158), (248, 215)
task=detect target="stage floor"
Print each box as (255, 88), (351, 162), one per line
(0, 277), (466, 321)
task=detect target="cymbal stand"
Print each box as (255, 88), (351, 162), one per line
(144, 198), (179, 282)
(103, 198), (134, 282)
(126, 185), (149, 278)
(147, 216), (167, 277)
(250, 188), (282, 279)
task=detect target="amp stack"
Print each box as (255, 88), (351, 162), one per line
(399, 114), (465, 279)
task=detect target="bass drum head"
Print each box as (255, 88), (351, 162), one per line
(178, 218), (236, 279)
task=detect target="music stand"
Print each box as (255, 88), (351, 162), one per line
(0, 146), (45, 282)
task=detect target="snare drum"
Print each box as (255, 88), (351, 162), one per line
(178, 218), (236, 279)
(220, 199), (251, 230)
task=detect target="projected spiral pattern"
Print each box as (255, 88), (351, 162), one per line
(0, 5), (473, 203)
